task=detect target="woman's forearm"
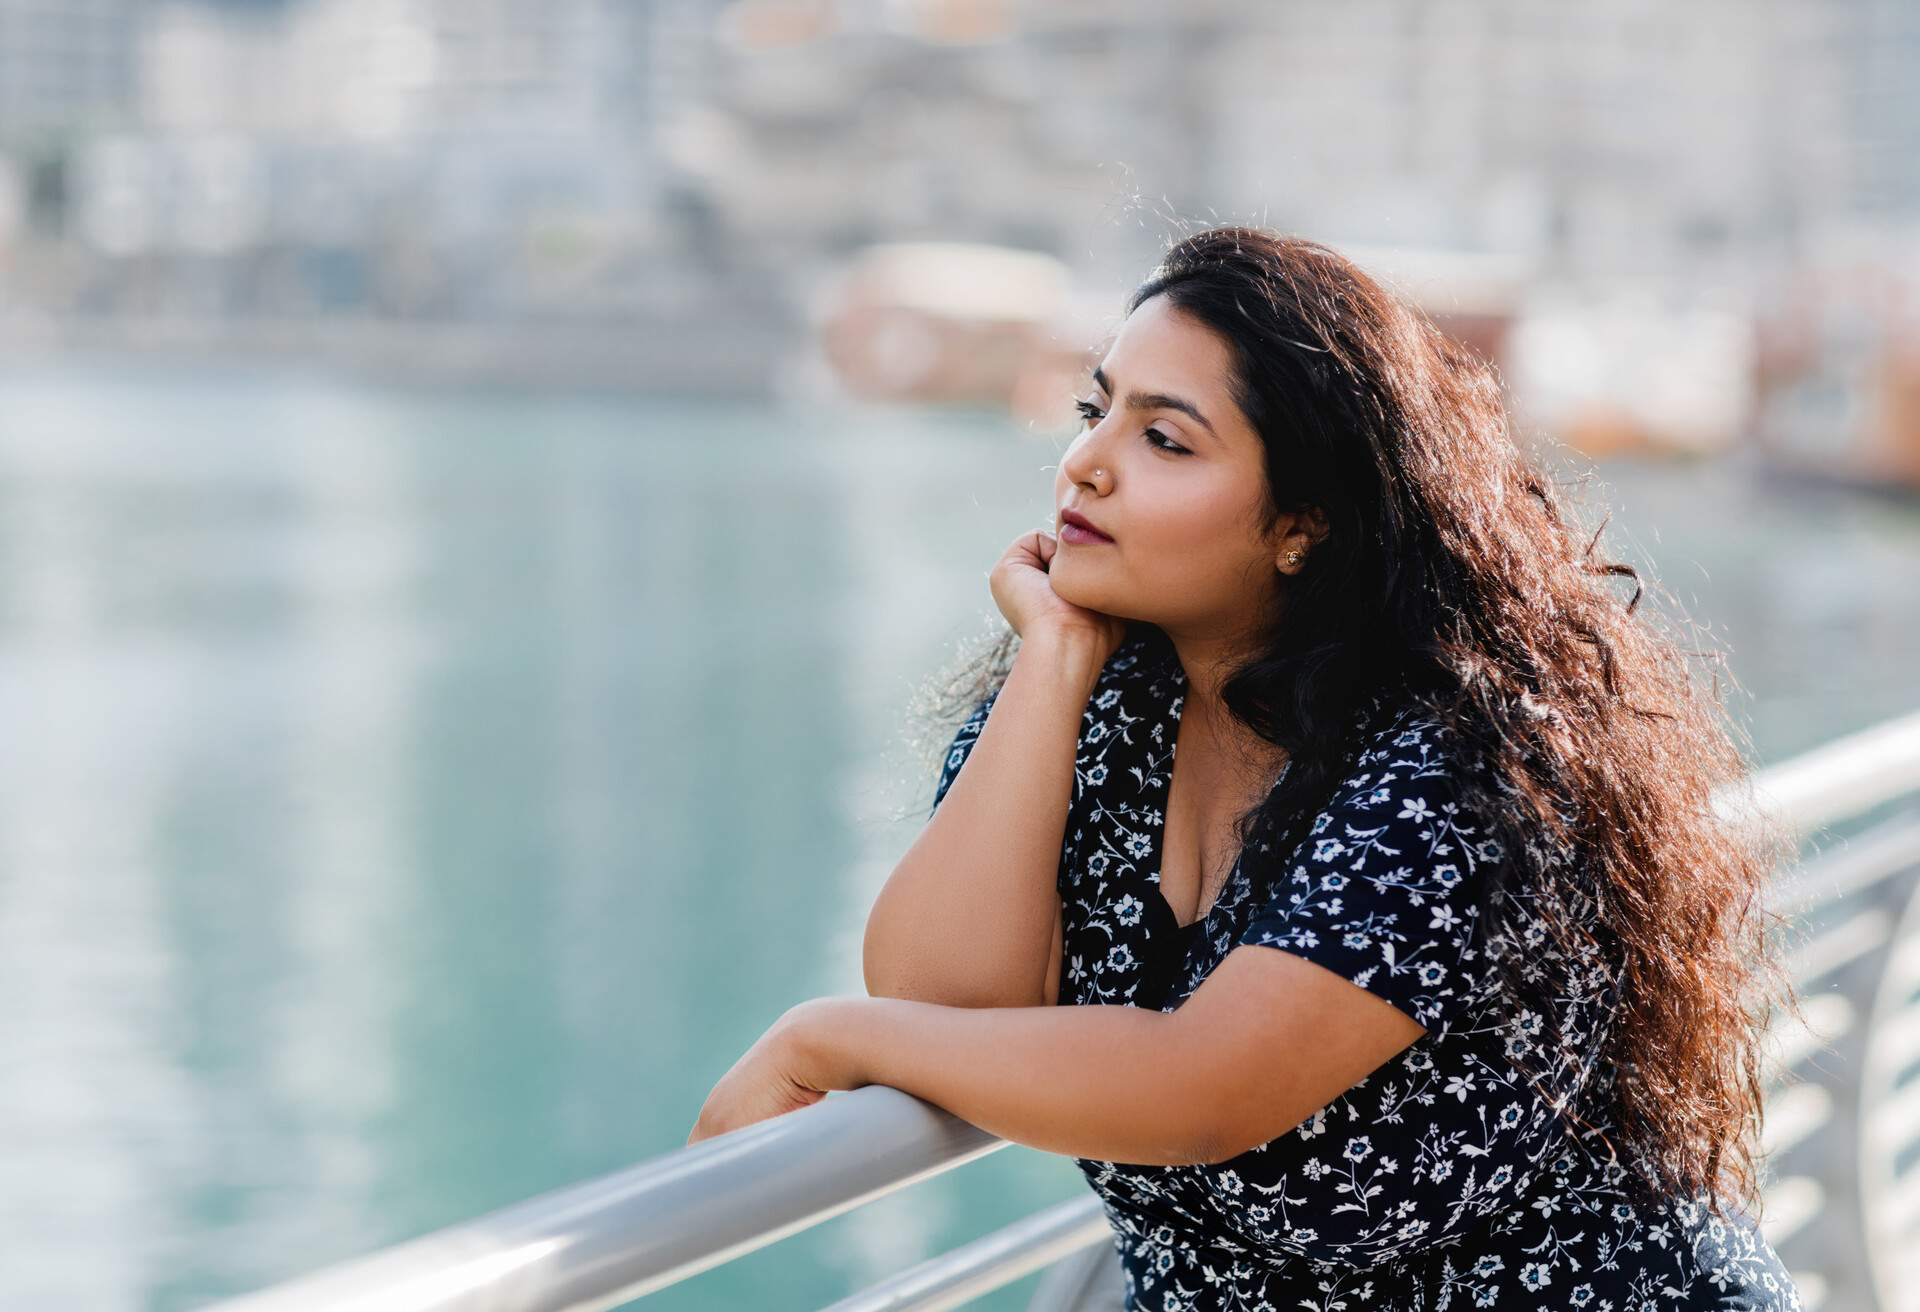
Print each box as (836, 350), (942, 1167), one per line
(799, 995), (1220, 1167)
(863, 630), (1106, 1009)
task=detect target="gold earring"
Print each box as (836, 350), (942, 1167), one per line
(1285, 550), (1304, 566)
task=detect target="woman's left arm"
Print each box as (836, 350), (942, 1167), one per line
(686, 947), (1423, 1165)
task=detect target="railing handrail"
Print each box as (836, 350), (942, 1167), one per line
(206, 1083), (1005, 1312)
(815, 1196), (1114, 1312)
(1731, 706), (1920, 839)
(204, 703), (1920, 1312)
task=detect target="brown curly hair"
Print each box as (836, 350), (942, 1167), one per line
(913, 224), (1799, 1212)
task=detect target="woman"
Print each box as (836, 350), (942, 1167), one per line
(688, 227), (1802, 1310)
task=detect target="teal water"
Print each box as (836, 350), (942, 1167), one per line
(0, 360), (1915, 1310)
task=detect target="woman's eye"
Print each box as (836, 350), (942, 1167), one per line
(1072, 400), (1189, 456)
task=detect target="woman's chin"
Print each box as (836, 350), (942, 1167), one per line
(1050, 578), (1126, 619)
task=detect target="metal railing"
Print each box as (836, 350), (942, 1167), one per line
(207, 707), (1920, 1312)
(1858, 821), (1920, 1312)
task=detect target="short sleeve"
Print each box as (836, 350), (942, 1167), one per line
(1235, 709), (1499, 1034)
(928, 691), (998, 819)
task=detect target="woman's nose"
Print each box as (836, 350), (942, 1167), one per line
(1062, 425), (1111, 487)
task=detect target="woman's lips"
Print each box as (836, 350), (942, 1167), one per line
(1059, 519), (1115, 545)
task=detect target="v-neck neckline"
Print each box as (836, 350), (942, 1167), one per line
(1143, 648), (1291, 936)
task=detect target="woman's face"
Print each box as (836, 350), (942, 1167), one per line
(1051, 293), (1309, 642)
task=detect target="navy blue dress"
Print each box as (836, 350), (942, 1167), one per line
(930, 628), (1800, 1311)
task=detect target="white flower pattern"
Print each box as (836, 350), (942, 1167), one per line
(931, 629), (1800, 1311)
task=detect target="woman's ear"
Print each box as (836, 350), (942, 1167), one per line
(1300, 504), (1331, 548)
(1272, 506), (1331, 574)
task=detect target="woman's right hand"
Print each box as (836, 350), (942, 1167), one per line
(990, 530), (1128, 663)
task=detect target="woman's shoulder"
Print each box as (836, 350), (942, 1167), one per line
(1330, 687), (1489, 810)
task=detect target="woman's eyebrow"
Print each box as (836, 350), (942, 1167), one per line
(1091, 365), (1218, 440)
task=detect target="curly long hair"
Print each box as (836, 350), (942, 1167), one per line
(912, 225), (1798, 1212)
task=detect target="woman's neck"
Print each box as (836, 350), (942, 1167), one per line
(1162, 628), (1291, 777)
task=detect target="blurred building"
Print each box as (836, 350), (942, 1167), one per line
(697, 0), (1920, 467)
(1753, 232), (1920, 491)
(0, 0), (1916, 430)
(0, 0), (140, 146)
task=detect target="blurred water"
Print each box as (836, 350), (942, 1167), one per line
(0, 361), (1914, 1311)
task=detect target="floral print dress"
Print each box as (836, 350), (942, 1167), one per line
(929, 628), (1799, 1311)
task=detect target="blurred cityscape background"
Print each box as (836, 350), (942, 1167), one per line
(4, 0), (1919, 483)
(1, 1), (1918, 1309)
